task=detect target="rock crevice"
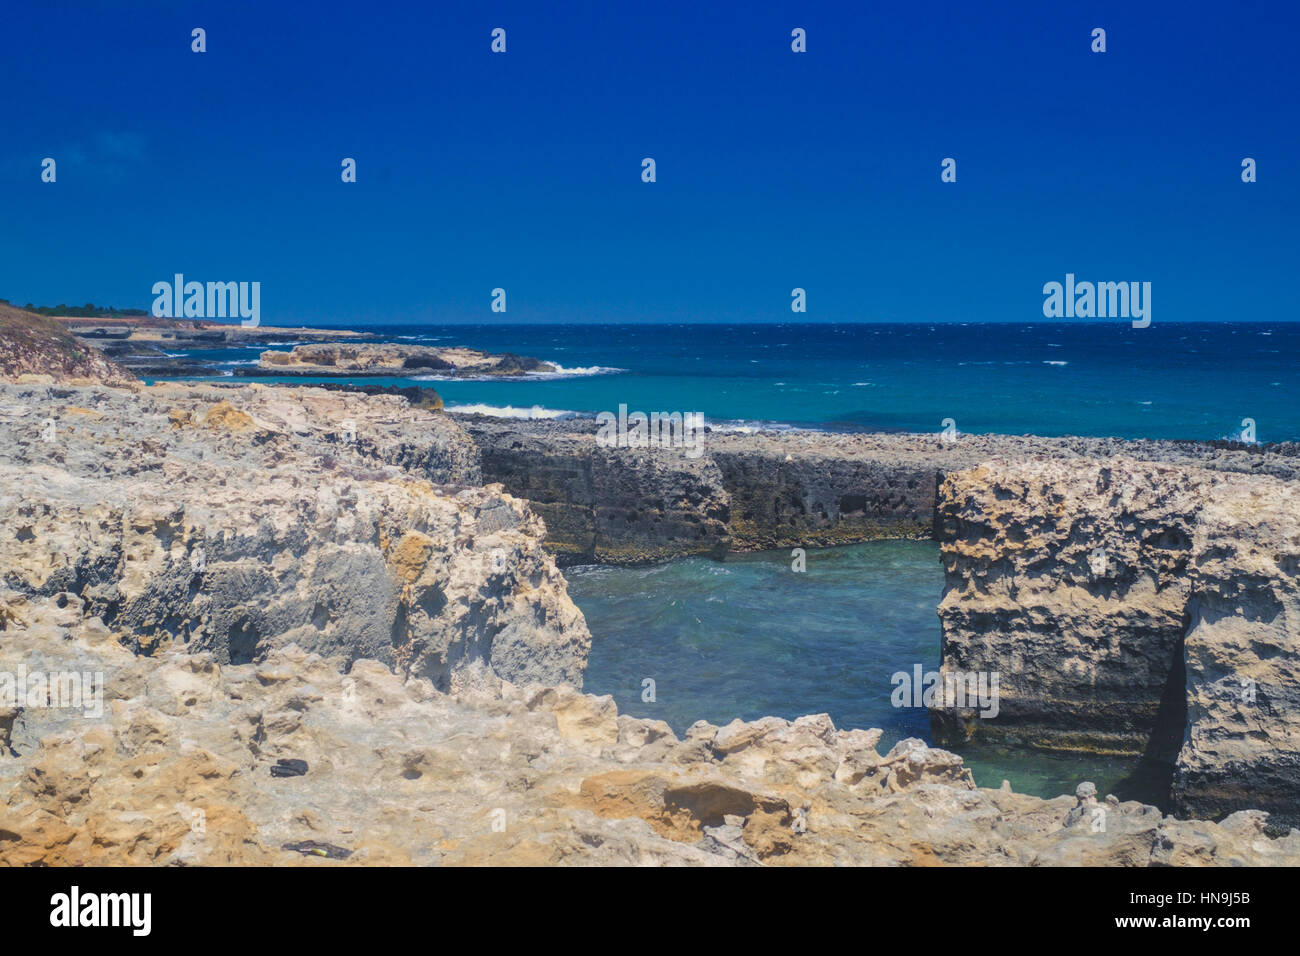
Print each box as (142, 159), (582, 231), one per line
(933, 457), (1300, 827)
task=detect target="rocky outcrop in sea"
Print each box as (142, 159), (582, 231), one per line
(240, 343), (558, 379)
(59, 316), (378, 378)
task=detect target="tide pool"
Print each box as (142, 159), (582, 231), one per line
(568, 540), (1169, 806)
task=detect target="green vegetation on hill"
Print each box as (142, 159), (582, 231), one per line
(0, 298), (148, 318)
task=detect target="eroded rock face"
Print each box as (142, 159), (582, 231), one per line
(934, 456), (1300, 826)
(0, 382), (589, 691)
(461, 414), (1300, 565)
(2, 622), (1296, 866)
(1177, 482), (1300, 826)
(711, 443), (937, 549)
(934, 457), (1207, 756)
(457, 416), (733, 565)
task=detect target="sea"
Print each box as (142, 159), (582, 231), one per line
(167, 321), (1300, 442)
(161, 321), (1299, 803)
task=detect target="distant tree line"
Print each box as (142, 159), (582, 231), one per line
(0, 298), (148, 317)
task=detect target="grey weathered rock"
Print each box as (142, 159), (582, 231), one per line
(933, 455), (1300, 828)
(933, 456), (1206, 757)
(0, 382), (588, 691)
(1176, 480), (1300, 826)
(458, 413), (1300, 564)
(457, 415), (732, 565)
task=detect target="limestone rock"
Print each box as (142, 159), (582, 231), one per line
(934, 455), (1300, 827)
(3, 614), (1298, 867)
(1176, 481), (1300, 827)
(0, 381), (588, 690)
(249, 343), (556, 379)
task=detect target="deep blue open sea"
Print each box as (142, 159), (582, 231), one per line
(165, 321), (1293, 802)
(163, 321), (1300, 442)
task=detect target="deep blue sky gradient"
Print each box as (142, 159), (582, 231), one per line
(3, 0), (1297, 324)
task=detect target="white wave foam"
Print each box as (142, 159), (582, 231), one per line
(709, 419), (808, 435)
(538, 363), (625, 378)
(447, 403), (584, 420)
(413, 362), (624, 383)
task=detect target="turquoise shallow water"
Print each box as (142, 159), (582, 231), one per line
(157, 321), (1300, 441)
(568, 541), (1169, 805)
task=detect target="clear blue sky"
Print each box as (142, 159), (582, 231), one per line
(3, 0), (1296, 324)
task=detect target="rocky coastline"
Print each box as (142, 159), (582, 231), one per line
(55, 318), (561, 382)
(457, 414), (1300, 829)
(235, 343), (558, 379)
(2, 309), (1297, 865)
(455, 413), (1300, 563)
(56, 315), (378, 378)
